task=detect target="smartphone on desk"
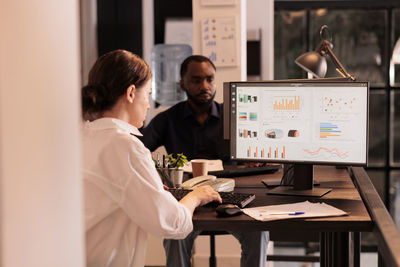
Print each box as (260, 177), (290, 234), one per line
(180, 175), (235, 192)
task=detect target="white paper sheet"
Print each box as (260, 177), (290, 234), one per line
(242, 201), (347, 221)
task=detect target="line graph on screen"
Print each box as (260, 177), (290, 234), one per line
(302, 147), (349, 159)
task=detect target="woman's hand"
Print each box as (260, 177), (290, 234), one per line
(187, 186), (222, 206)
(179, 186), (222, 213)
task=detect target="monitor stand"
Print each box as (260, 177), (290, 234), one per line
(267, 164), (331, 197)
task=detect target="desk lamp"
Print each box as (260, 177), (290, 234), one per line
(279, 25), (357, 193)
(295, 25), (356, 81)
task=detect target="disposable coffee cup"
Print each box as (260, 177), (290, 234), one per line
(191, 159), (208, 177)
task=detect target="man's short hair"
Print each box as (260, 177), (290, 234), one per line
(180, 55), (216, 78)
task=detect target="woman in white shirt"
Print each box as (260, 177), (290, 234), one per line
(81, 49), (221, 267)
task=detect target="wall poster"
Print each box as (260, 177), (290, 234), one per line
(201, 16), (238, 67)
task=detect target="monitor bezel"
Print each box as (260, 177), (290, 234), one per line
(223, 79), (369, 167)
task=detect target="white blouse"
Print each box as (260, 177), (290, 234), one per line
(82, 118), (192, 267)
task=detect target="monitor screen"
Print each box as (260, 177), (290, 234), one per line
(224, 81), (369, 167)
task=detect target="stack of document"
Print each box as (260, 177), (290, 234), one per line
(242, 201), (347, 221)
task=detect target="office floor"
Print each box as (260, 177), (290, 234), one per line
(144, 242), (379, 267)
(272, 244), (378, 267)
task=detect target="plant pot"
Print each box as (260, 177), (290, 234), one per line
(169, 169), (184, 188)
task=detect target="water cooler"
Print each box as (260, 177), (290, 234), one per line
(151, 44), (192, 106)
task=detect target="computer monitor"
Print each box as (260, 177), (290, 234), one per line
(223, 80), (369, 197)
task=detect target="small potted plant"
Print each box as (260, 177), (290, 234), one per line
(166, 153), (188, 187)
(154, 153), (188, 188)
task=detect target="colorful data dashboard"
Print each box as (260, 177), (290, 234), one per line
(230, 82), (368, 165)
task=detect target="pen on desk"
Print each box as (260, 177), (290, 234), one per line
(268, 212), (305, 215)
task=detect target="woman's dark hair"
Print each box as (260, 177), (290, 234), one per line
(81, 49), (151, 120)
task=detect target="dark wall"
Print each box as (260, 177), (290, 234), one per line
(97, 0), (142, 56)
(154, 0), (192, 44)
(96, 0), (260, 75)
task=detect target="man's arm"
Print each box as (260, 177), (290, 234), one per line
(139, 113), (167, 152)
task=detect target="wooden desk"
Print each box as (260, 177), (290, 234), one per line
(192, 166), (373, 267)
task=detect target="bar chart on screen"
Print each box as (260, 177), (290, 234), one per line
(319, 122), (342, 139)
(246, 145), (286, 159)
(273, 95), (301, 111)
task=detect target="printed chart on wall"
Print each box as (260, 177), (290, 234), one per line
(233, 84), (368, 165)
(201, 16), (237, 67)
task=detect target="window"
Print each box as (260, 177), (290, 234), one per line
(275, 0), (400, 239)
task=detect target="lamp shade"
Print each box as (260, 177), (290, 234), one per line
(295, 51), (327, 78)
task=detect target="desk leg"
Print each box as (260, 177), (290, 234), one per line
(209, 234), (216, 267)
(350, 232), (360, 267)
(320, 232), (350, 267)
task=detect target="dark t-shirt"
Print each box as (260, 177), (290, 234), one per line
(140, 101), (226, 160)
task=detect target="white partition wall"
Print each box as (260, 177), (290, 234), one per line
(192, 0), (247, 103)
(247, 0), (274, 80)
(0, 1), (85, 267)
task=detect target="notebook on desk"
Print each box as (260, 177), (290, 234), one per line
(209, 165), (281, 178)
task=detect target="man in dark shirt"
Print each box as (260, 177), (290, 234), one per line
(140, 98), (224, 160)
(141, 55), (268, 267)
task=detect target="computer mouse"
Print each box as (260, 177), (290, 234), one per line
(216, 204), (243, 217)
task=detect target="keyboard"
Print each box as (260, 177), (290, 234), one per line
(169, 188), (255, 208)
(208, 165), (281, 178)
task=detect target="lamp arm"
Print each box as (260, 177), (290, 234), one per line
(324, 43), (355, 81)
